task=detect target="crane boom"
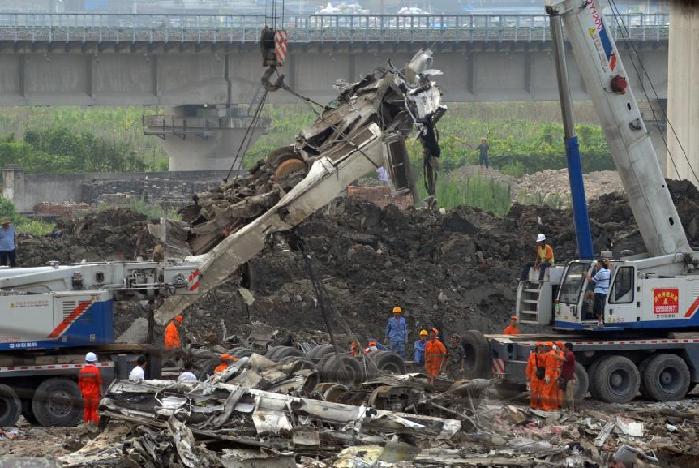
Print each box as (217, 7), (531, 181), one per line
(548, 0), (690, 257)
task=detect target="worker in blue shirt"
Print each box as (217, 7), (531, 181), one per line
(413, 329), (428, 365)
(0, 218), (17, 267)
(385, 306), (408, 358)
(588, 259), (611, 325)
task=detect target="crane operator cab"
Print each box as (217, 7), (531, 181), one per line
(519, 253), (699, 332)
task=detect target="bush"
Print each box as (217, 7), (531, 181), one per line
(0, 197), (54, 236)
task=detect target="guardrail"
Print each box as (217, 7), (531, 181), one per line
(0, 13), (670, 44)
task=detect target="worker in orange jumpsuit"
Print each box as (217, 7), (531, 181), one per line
(78, 352), (103, 425)
(541, 341), (563, 411)
(214, 354), (238, 374)
(525, 342), (544, 409)
(424, 328), (448, 382)
(503, 316), (521, 335)
(349, 340), (360, 356)
(164, 314), (184, 350)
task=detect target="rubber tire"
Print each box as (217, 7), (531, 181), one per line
(590, 355), (640, 404)
(0, 384), (21, 426)
(320, 353), (364, 385)
(230, 347), (253, 358)
(587, 359), (603, 400)
(307, 344), (335, 361)
(21, 399), (39, 425)
(638, 355), (655, 399)
(266, 145), (300, 168)
(641, 354), (691, 402)
(32, 378), (83, 427)
(271, 346), (304, 362)
(371, 351), (406, 375)
(461, 330), (490, 379)
(572, 362), (590, 403)
(264, 346), (282, 359)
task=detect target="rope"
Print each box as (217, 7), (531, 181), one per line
(224, 88), (268, 182)
(607, 0), (699, 184)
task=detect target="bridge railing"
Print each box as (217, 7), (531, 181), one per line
(0, 13), (670, 43)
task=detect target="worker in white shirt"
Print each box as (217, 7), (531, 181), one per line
(128, 355), (147, 382)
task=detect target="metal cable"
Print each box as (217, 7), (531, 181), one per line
(608, 0), (698, 184)
(225, 89), (268, 181)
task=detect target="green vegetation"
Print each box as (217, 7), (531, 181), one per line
(0, 107), (168, 172)
(417, 173), (513, 215)
(0, 197), (54, 236)
(124, 198), (182, 221)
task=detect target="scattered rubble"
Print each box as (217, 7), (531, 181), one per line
(515, 169), (623, 207)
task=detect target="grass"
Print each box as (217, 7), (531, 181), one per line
(16, 218), (55, 237)
(125, 198), (182, 221)
(417, 173), (513, 215)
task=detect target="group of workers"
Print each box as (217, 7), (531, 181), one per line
(526, 341), (577, 411)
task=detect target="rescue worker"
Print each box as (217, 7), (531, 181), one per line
(520, 234), (555, 283)
(541, 341), (562, 411)
(525, 342), (544, 409)
(214, 354), (238, 374)
(349, 339), (360, 357)
(424, 328), (448, 382)
(446, 334), (465, 379)
(164, 314), (184, 350)
(129, 355), (146, 382)
(364, 339), (385, 354)
(79, 352), (102, 425)
(413, 329), (428, 365)
(588, 258), (611, 325)
(384, 306), (408, 358)
(503, 316), (520, 335)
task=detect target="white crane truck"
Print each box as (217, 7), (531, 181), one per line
(461, 0), (699, 404)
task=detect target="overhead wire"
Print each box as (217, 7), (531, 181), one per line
(607, 0), (699, 185)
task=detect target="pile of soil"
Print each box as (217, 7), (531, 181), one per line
(18, 181), (699, 345)
(514, 169), (623, 206)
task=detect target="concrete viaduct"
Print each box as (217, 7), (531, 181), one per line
(0, 13), (670, 170)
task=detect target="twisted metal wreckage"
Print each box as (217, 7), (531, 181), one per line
(154, 49), (446, 324)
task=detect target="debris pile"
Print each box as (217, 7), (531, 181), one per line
(514, 169), (623, 206)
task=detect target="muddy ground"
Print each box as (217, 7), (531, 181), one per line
(16, 179), (699, 346)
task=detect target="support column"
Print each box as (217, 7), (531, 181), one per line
(144, 105), (269, 171)
(667, 2), (699, 184)
(2, 165), (25, 210)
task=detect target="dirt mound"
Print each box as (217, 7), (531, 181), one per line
(515, 169), (623, 207)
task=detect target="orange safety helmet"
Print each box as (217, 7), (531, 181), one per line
(392, 306), (402, 314)
(174, 315), (184, 324)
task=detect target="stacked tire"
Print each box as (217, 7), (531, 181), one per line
(319, 353), (364, 385)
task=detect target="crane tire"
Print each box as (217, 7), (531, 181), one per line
(32, 378), (82, 427)
(641, 353), (690, 402)
(572, 362), (590, 403)
(461, 330), (490, 379)
(320, 354), (364, 385)
(0, 385), (21, 426)
(370, 351), (406, 375)
(590, 355), (640, 404)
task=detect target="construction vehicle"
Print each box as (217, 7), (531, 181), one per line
(461, 0), (699, 404)
(0, 260), (200, 426)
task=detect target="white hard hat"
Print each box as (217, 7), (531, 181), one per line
(85, 352), (97, 363)
(536, 233), (546, 243)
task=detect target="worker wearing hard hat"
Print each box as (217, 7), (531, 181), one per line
(541, 342), (562, 411)
(214, 354), (239, 374)
(503, 316), (521, 335)
(79, 352), (103, 425)
(413, 329), (429, 365)
(424, 328), (448, 383)
(164, 314), (184, 350)
(526, 342), (545, 410)
(520, 234), (555, 283)
(364, 339), (385, 354)
(385, 306), (408, 358)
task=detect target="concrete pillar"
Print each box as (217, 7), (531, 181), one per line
(1, 165), (24, 208)
(666, 2), (699, 184)
(144, 105), (269, 171)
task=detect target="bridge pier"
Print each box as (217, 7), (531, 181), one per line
(144, 105), (268, 171)
(667, 3), (699, 184)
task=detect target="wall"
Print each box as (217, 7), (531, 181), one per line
(1, 167), (239, 212)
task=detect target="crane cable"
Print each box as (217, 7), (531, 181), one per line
(607, 0), (699, 185)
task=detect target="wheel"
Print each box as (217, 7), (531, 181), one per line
(230, 347), (253, 358)
(271, 346), (303, 362)
(307, 344), (335, 361)
(0, 385), (21, 426)
(638, 355), (654, 399)
(32, 378), (83, 427)
(460, 330), (490, 379)
(587, 359), (603, 400)
(641, 354), (690, 402)
(572, 362), (590, 403)
(21, 399), (38, 425)
(264, 346), (282, 359)
(320, 354), (364, 385)
(590, 355), (640, 404)
(274, 158), (306, 180)
(266, 145), (299, 167)
(370, 351), (406, 375)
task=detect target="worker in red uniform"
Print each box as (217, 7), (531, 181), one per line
(424, 328), (448, 383)
(164, 314), (184, 350)
(525, 342), (544, 409)
(541, 342), (562, 411)
(503, 316), (520, 335)
(78, 352), (102, 425)
(214, 354), (238, 374)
